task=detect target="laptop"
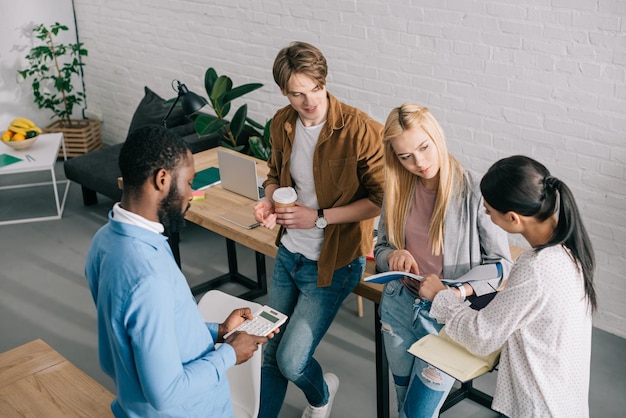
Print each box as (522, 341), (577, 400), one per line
(217, 148), (266, 200)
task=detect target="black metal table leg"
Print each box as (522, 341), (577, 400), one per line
(441, 379), (494, 413)
(374, 303), (390, 418)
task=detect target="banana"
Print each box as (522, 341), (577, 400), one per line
(8, 125), (28, 135)
(31, 126), (42, 134)
(10, 117), (36, 129)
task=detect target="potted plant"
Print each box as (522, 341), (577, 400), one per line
(193, 68), (266, 155)
(18, 22), (102, 157)
(247, 118), (272, 161)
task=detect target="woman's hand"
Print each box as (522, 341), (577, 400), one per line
(419, 274), (448, 301)
(387, 249), (419, 274)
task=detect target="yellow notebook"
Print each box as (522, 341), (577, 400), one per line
(407, 327), (501, 382)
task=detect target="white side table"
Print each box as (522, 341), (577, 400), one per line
(0, 132), (70, 225)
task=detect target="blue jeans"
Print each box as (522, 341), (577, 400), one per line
(258, 245), (365, 418)
(380, 279), (455, 418)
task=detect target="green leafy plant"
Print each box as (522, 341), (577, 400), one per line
(18, 22), (88, 127)
(194, 67), (264, 152)
(248, 118), (272, 161)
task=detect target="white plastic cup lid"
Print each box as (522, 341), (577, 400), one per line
(273, 187), (297, 204)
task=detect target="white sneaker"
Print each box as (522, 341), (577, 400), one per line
(301, 372), (340, 418)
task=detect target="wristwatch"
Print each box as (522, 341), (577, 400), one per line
(315, 209), (328, 229)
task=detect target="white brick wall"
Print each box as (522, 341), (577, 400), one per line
(66, 0), (625, 337)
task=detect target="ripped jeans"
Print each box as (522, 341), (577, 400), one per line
(380, 279), (455, 418)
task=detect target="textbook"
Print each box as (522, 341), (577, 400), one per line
(363, 271), (425, 284)
(364, 263), (501, 286)
(453, 263), (502, 284)
(408, 327), (501, 382)
(192, 167), (221, 191)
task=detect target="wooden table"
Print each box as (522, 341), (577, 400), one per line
(0, 339), (114, 417)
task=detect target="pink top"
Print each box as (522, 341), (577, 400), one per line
(405, 181), (444, 290)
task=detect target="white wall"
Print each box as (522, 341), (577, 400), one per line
(0, 0), (78, 129)
(2, 0), (625, 337)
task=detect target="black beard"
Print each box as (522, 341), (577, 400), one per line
(158, 182), (188, 234)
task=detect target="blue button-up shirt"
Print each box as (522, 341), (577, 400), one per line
(85, 210), (236, 417)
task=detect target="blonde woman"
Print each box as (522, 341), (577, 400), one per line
(374, 104), (512, 418)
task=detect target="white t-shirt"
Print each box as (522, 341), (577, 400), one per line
(280, 118), (325, 261)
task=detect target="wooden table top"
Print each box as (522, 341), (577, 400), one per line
(0, 339), (114, 417)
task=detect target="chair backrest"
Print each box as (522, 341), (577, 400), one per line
(197, 290), (262, 418)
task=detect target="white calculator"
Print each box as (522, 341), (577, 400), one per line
(223, 305), (288, 339)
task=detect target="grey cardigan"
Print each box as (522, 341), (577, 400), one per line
(374, 169), (513, 297)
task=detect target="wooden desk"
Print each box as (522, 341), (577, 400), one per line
(0, 339), (114, 417)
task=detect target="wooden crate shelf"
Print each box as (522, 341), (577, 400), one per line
(43, 119), (103, 157)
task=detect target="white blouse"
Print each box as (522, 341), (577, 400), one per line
(430, 245), (592, 417)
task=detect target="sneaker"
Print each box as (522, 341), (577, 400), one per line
(301, 372), (340, 418)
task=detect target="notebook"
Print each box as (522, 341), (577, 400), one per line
(192, 166), (221, 191)
(217, 149), (266, 200)
(0, 154), (22, 168)
(219, 202), (260, 229)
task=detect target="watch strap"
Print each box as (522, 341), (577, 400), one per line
(456, 284), (467, 300)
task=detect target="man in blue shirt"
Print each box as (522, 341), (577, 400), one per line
(85, 125), (271, 417)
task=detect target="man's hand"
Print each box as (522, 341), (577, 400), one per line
(253, 198), (277, 229)
(218, 308), (253, 341)
(224, 332), (268, 365)
(275, 204), (317, 229)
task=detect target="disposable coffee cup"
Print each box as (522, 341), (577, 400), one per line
(273, 187), (297, 208)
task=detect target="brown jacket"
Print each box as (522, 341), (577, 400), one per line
(264, 93), (385, 286)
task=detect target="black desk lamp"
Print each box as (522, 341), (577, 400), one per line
(162, 80), (208, 127)
(161, 80), (206, 268)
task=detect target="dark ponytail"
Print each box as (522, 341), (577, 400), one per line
(480, 156), (596, 311)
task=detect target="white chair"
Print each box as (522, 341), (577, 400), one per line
(197, 290), (262, 418)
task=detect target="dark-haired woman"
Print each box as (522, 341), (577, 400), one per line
(420, 155), (596, 418)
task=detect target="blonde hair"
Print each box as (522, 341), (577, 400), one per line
(382, 104), (464, 255)
(272, 41), (328, 92)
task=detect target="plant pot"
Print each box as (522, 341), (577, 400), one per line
(43, 119), (103, 157)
